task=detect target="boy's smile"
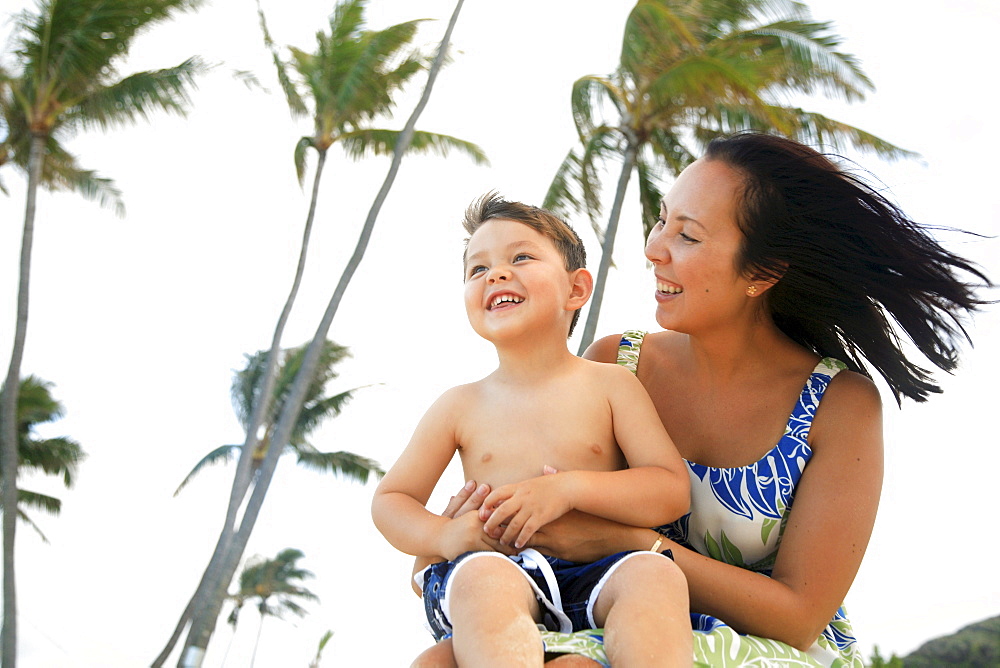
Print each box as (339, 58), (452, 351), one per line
(487, 291), (525, 311)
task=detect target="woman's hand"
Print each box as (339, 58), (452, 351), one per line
(434, 479), (514, 559)
(442, 480), (491, 519)
(410, 480), (507, 596)
(525, 509), (641, 562)
(439, 503), (510, 560)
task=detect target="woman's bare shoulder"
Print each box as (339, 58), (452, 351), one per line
(810, 368), (883, 453)
(581, 333), (624, 363)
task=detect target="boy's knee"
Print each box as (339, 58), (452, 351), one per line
(451, 553), (518, 588)
(606, 552), (688, 599)
(410, 639), (457, 668)
(448, 553), (529, 606)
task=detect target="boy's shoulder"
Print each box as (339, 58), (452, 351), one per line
(435, 378), (486, 405)
(572, 355), (642, 390)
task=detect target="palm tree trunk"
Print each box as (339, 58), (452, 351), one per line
(249, 614), (264, 668)
(158, 150), (330, 668)
(174, 2), (466, 662)
(1, 133), (45, 668)
(576, 138), (637, 354)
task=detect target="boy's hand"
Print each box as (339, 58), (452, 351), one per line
(439, 505), (511, 560)
(480, 472), (574, 549)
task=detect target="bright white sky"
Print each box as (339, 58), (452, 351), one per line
(2, 0), (998, 665)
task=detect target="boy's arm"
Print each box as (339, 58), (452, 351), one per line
(372, 387), (492, 559)
(482, 366), (689, 548)
(603, 363), (690, 522)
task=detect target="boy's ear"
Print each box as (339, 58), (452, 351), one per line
(566, 268), (593, 309)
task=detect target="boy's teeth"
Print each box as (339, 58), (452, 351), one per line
(491, 294), (524, 308)
(657, 282), (683, 294)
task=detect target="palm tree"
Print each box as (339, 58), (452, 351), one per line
(225, 548), (318, 668)
(0, 376), (85, 542)
(173, 340), (383, 497)
(158, 2), (479, 664)
(308, 630), (334, 668)
(230, 0), (486, 520)
(0, 2), (204, 663)
(543, 0), (918, 352)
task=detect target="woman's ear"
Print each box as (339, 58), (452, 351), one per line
(567, 268), (594, 309)
(745, 264), (785, 298)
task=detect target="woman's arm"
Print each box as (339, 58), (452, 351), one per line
(590, 371), (881, 651)
(680, 370), (882, 649)
(583, 334), (883, 649)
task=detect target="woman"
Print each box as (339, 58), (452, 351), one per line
(413, 132), (990, 666)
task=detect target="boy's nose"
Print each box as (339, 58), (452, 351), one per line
(487, 267), (510, 283)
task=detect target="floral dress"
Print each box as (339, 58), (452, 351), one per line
(538, 330), (864, 667)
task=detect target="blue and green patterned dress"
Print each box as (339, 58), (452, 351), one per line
(538, 330), (864, 667)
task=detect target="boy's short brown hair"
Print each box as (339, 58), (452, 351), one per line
(462, 192), (587, 337)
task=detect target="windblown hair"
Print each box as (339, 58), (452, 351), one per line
(705, 132), (992, 403)
(462, 191), (587, 337)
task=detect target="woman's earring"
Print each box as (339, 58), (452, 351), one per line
(746, 285), (758, 296)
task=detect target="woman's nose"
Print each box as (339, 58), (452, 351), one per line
(645, 229), (670, 264)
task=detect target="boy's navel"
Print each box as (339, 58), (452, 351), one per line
(590, 443), (604, 456)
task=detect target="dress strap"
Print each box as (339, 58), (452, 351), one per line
(616, 330), (647, 375)
(783, 357), (847, 445)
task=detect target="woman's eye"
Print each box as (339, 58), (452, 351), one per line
(654, 217), (666, 228)
(679, 232), (700, 244)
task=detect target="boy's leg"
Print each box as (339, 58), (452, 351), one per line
(410, 638), (600, 668)
(410, 639), (457, 668)
(448, 554), (545, 667)
(591, 553), (691, 667)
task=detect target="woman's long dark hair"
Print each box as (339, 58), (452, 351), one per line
(705, 132), (992, 403)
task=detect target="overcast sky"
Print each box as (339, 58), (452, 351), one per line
(2, 0), (998, 665)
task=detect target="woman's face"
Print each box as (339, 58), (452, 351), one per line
(645, 157), (756, 333)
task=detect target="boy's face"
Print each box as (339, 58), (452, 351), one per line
(463, 219), (585, 344)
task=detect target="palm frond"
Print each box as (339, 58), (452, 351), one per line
(294, 136), (315, 186)
(292, 386), (368, 444)
(570, 75), (625, 142)
(173, 444), (243, 496)
(73, 58), (207, 132)
(732, 20), (873, 101)
(336, 128), (487, 165)
(622, 0), (701, 71)
(18, 437), (84, 486)
(15, 505), (50, 543)
(776, 107), (919, 160)
(45, 163), (126, 216)
(635, 156), (665, 238)
(294, 448), (384, 483)
(256, 0), (307, 117)
(331, 19), (426, 122)
(15, 489), (61, 516)
(542, 148), (587, 220)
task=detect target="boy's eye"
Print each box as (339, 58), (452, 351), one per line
(468, 265), (486, 278)
(513, 253), (532, 262)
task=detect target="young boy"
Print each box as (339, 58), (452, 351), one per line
(371, 193), (691, 666)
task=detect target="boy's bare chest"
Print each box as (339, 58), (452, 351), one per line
(456, 388), (624, 486)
